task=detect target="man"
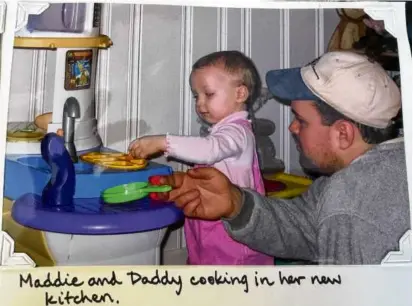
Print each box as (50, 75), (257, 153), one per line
(154, 51), (410, 265)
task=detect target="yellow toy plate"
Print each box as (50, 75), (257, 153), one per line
(80, 152), (147, 171)
(100, 161), (147, 170)
(6, 130), (45, 142)
(264, 172), (312, 199)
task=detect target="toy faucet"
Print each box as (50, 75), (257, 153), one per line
(62, 97), (81, 163)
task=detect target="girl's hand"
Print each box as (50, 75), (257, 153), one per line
(128, 135), (166, 159)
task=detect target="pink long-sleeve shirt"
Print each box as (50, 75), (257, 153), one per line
(165, 111), (273, 265)
(166, 111), (258, 186)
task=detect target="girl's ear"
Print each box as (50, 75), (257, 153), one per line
(235, 85), (249, 104)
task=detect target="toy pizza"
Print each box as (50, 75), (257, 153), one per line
(80, 152), (147, 170)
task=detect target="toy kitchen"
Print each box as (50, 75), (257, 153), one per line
(2, 2), (183, 267)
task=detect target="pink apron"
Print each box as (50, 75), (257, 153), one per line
(184, 119), (273, 265)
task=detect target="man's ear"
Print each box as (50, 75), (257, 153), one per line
(235, 85), (249, 104)
(330, 120), (356, 150)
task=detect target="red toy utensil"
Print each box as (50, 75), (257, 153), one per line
(149, 175), (163, 185)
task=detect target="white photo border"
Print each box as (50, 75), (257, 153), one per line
(0, 0), (411, 267)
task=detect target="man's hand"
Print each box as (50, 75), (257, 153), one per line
(151, 167), (243, 220)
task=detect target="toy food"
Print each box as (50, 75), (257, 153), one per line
(80, 152), (148, 170)
(34, 112), (53, 131)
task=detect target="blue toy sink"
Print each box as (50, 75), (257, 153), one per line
(17, 156), (94, 174)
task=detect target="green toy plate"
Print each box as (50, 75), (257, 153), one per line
(102, 182), (172, 204)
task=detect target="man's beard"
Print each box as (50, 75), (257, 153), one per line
(299, 152), (327, 178)
(292, 135), (331, 178)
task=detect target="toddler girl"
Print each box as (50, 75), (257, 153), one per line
(129, 50), (273, 265)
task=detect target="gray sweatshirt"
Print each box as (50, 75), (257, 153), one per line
(223, 138), (410, 265)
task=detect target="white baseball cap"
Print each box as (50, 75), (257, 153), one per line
(265, 51), (401, 129)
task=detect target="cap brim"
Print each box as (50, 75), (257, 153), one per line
(265, 67), (318, 105)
